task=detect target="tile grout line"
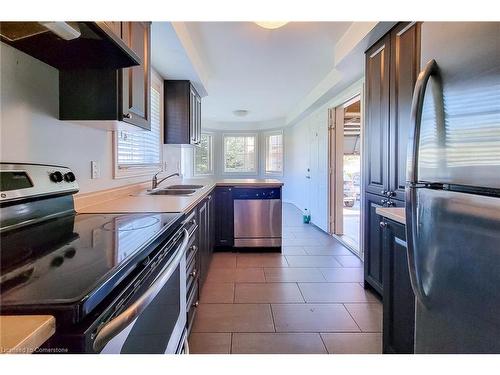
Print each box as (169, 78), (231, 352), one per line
(269, 303), (277, 333)
(342, 303), (362, 332)
(318, 333), (331, 354)
(295, 282), (308, 304)
(229, 332), (233, 354)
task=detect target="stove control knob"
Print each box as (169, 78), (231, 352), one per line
(64, 172), (76, 182)
(50, 171), (63, 183)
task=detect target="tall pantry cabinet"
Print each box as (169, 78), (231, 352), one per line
(363, 22), (421, 295)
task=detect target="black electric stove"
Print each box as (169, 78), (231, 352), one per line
(0, 211), (183, 323)
(0, 163), (184, 329)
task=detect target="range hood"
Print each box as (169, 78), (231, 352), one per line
(0, 22), (140, 69)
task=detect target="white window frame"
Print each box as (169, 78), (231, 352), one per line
(193, 132), (215, 176)
(222, 133), (259, 176)
(264, 130), (284, 176)
(113, 70), (163, 179)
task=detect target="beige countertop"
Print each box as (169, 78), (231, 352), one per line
(376, 207), (406, 225)
(0, 315), (55, 354)
(76, 178), (283, 214)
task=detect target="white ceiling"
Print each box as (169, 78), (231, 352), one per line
(182, 22), (351, 123)
(151, 23), (207, 96)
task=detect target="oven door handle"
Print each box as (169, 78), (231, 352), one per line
(93, 228), (190, 352)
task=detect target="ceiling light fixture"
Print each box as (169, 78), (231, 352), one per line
(233, 110), (249, 117)
(255, 22), (288, 30)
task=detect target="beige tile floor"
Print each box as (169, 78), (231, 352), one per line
(189, 203), (382, 354)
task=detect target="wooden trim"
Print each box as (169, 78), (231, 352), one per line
(328, 108), (335, 233)
(334, 106), (345, 235)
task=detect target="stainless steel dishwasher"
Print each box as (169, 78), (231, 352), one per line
(233, 187), (282, 248)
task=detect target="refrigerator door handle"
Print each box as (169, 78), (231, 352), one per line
(406, 59), (440, 185)
(405, 59), (442, 307)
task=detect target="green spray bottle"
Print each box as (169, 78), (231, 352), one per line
(303, 209), (311, 224)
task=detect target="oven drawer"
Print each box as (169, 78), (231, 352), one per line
(186, 280), (199, 334)
(186, 234), (198, 267)
(183, 210), (198, 238)
(186, 248), (198, 292)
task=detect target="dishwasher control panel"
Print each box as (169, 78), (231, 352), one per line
(232, 187), (281, 200)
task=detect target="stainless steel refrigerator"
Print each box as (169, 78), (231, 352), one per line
(406, 22), (500, 353)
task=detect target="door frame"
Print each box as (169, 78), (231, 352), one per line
(328, 93), (364, 256)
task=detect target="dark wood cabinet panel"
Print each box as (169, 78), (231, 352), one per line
(59, 22), (151, 130)
(389, 22), (421, 201)
(365, 33), (391, 196)
(363, 193), (387, 295)
(214, 187), (234, 248)
(382, 219), (415, 354)
(195, 191), (215, 289)
(364, 193), (404, 296)
(198, 198), (209, 285)
(363, 22), (421, 296)
(208, 193), (215, 256)
(164, 80), (201, 145)
(121, 22), (151, 130)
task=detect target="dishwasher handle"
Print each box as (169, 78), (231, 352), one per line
(232, 187), (281, 200)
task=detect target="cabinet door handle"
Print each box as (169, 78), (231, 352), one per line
(379, 221), (387, 229)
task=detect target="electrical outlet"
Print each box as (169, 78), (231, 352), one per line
(91, 161), (101, 179)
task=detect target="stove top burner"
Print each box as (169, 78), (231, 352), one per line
(102, 215), (161, 232)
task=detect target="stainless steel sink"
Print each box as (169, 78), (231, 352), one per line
(165, 184), (204, 190)
(147, 189), (196, 196)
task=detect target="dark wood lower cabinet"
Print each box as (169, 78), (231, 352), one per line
(363, 193), (387, 295)
(364, 194), (405, 296)
(197, 193), (214, 286)
(186, 192), (214, 333)
(382, 218), (415, 354)
(214, 187), (234, 248)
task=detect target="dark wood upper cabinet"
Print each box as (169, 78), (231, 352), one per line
(59, 22), (151, 130)
(121, 22), (151, 129)
(164, 80), (202, 145)
(382, 219), (415, 354)
(389, 22), (421, 201)
(365, 34), (391, 196)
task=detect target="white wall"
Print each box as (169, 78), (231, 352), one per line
(282, 78), (364, 232)
(182, 127), (284, 181)
(0, 43), (181, 194)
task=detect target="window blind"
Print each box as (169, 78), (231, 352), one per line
(117, 86), (162, 168)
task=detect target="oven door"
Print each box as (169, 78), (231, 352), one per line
(94, 229), (189, 354)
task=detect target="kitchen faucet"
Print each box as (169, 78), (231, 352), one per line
(151, 171), (180, 190)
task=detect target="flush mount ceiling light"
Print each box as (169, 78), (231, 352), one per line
(255, 22), (288, 30)
(233, 110), (249, 117)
